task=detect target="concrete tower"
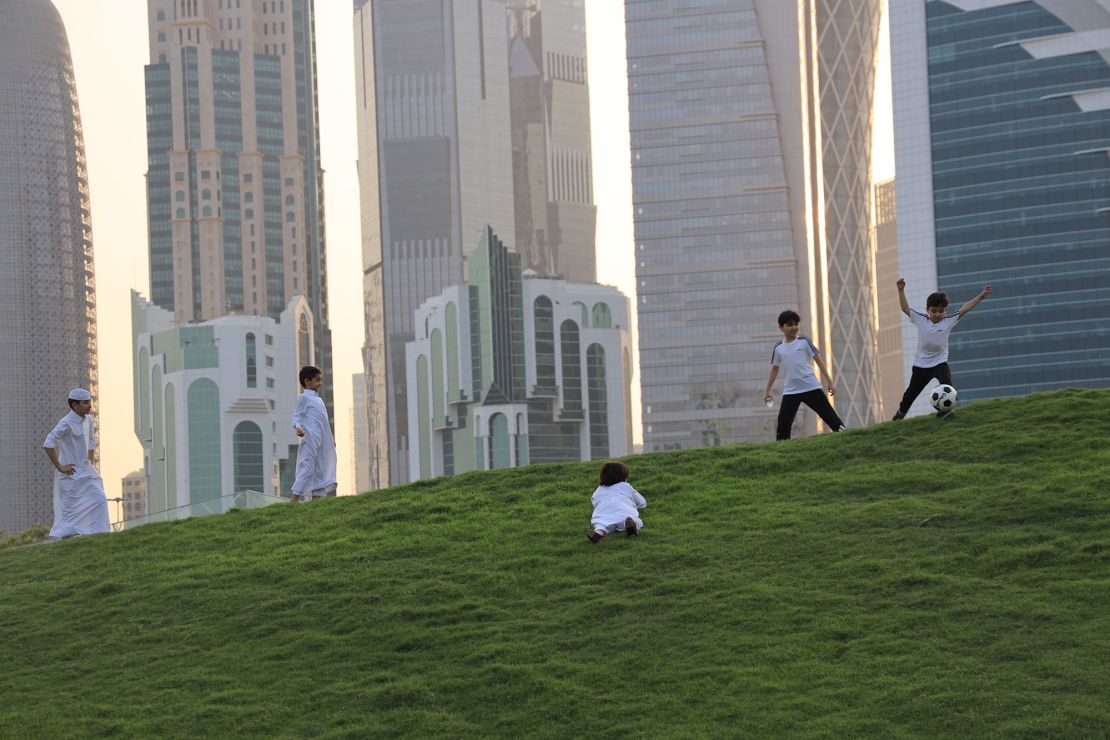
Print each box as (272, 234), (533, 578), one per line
(0, 0), (98, 535)
(143, 0), (333, 412)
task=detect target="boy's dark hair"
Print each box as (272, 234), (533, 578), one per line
(777, 310), (800, 326)
(598, 460), (630, 487)
(926, 292), (949, 309)
(299, 365), (322, 388)
(67, 399), (82, 411)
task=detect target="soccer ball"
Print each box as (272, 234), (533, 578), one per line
(931, 384), (958, 411)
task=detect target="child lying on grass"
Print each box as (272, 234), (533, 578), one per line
(586, 461), (647, 544)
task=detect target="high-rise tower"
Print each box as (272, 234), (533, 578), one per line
(0, 0), (98, 535)
(507, 0), (596, 284)
(354, 0), (516, 487)
(625, 0), (883, 451)
(892, 0), (1110, 412)
(143, 0), (332, 412)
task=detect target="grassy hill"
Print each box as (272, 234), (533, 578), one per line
(2, 389), (1109, 737)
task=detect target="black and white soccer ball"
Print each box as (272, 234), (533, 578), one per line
(931, 384), (958, 411)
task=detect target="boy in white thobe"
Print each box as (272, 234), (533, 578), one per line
(586, 461), (647, 543)
(291, 366), (337, 502)
(43, 388), (110, 538)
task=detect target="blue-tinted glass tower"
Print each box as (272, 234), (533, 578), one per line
(893, 0), (1110, 409)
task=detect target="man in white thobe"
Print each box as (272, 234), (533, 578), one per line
(43, 388), (110, 538)
(291, 366), (337, 502)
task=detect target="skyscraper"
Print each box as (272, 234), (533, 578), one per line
(625, 0), (883, 451)
(892, 0), (1110, 409)
(0, 0), (98, 536)
(354, 0), (516, 487)
(874, 179), (904, 416)
(143, 0), (332, 412)
(507, 0), (596, 284)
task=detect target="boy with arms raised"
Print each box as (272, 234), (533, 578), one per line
(893, 278), (992, 420)
(763, 310), (847, 441)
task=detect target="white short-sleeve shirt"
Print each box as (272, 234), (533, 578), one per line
(771, 336), (823, 395)
(908, 310), (960, 368)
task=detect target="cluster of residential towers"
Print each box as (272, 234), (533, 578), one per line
(0, 0), (1107, 534)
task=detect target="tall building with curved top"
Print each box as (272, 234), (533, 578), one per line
(0, 0), (98, 535)
(625, 0), (883, 451)
(893, 0), (1110, 413)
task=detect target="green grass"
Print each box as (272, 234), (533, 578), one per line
(2, 389), (1109, 737)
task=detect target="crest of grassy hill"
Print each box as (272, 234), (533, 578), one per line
(2, 389), (1109, 737)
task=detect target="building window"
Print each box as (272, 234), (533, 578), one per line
(187, 379), (221, 503)
(490, 414), (510, 470)
(298, 314), (310, 366)
(561, 320), (582, 412)
(587, 344), (609, 459)
(232, 421), (264, 493)
(592, 302), (611, 329)
(533, 296), (556, 392)
(245, 333), (256, 388)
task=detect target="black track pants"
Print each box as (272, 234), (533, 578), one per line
(777, 389), (845, 440)
(895, 362), (952, 417)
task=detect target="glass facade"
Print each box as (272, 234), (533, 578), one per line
(233, 421), (264, 493)
(626, 0), (883, 449)
(925, 1), (1110, 399)
(355, 0), (519, 486)
(187, 378), (222, 504)
(0, 0), (99, 535)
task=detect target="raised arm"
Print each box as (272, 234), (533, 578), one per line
(958, 285), (993, 318)
(897, 278), (910, 317)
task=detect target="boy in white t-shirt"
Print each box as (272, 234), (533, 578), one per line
(893, 278), (992, 420)
(763, 310), (847, 441)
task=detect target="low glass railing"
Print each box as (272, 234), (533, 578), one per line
(113, 490), (287, 531)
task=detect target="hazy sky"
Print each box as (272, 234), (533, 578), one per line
(49, 0), (893, 513)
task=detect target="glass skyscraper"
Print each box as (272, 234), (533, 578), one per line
(0, 0), (98, 535)
(143, 0), (333, 412)
(892, 0), (1110, 409)
(354, 0), (517, 488)
(625, 0), (884, 451)
(508, 0), (597, 284)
